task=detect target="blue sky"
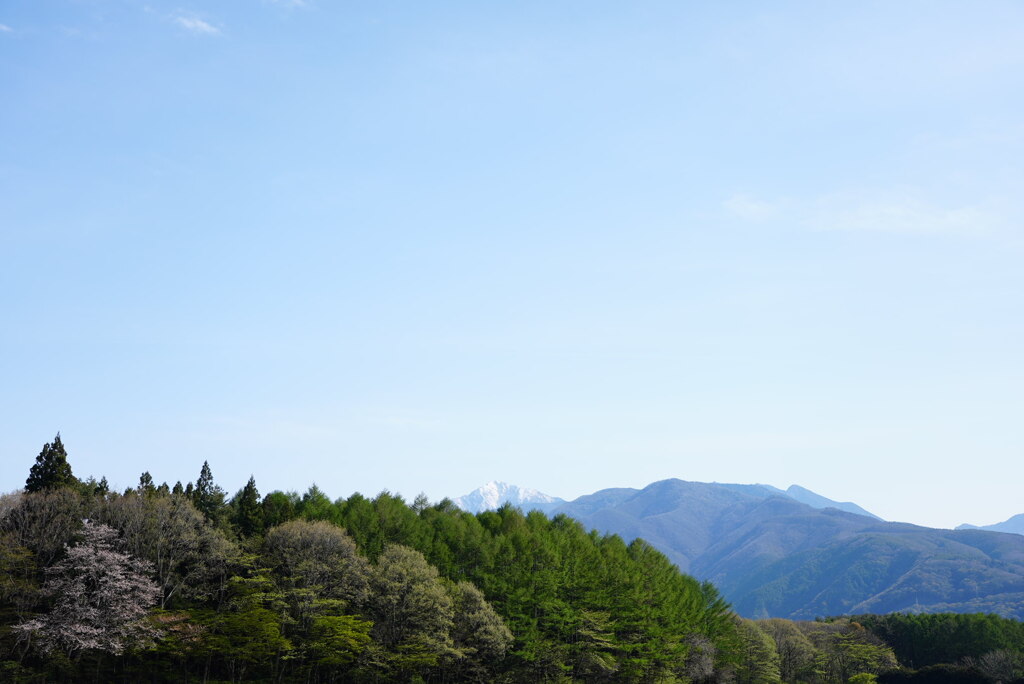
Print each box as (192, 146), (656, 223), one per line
(2, 1), (1022, 529)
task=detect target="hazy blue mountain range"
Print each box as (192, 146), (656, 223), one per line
(550, 479), (1024, 620)
(455, 479), (1024, 620)
(958, 513), (1024, 536)
(768, 484), (881, 520)
(454, 480), (879, 519)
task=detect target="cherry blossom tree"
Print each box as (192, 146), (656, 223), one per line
(15, 520), (160, 657)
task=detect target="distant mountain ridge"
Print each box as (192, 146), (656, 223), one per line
(452, 478), (1024, 621)
(776, 484), (881, 520)
(454, 479), (881, 520)
(958, 513), (1024, 536)
(714, 482), (882, 520)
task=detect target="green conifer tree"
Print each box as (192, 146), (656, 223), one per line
(232, 476), (263, 538)
(25, 433), (76, 493)
(191, 460), (226, 522)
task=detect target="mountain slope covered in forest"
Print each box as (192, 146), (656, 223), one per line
(549, 479), (1024, 620)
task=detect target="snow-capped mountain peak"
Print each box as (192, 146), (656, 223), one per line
(453, 481), (565, 514)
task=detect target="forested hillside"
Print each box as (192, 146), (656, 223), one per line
(1, 436), (743, 682)
(2, 437), (1023, 683)
(555, 479), (1024, 620)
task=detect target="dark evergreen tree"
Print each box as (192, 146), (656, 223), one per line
(190, 461), (225, 523)
(231, 476), (263, 538)
(138, 472), (155, 496)
(24, 434), (76, 493)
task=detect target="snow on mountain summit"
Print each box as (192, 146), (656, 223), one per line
(453, 481), (565, 514)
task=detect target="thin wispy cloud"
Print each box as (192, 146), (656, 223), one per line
(807, 195), (996, 236)
(0, 23), (13, 33)
(724, 191), (1001, 236)
(722, 194), (785, 222)
(174, 15), (220, 36)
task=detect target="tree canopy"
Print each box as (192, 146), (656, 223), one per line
(2, 436), (1022, 683)
(24, 434), (75, 494)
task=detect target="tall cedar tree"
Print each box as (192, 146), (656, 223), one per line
(232, 476), (263, 537)
(191, 460), (225, 522)
(25, 433), (76, 493)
